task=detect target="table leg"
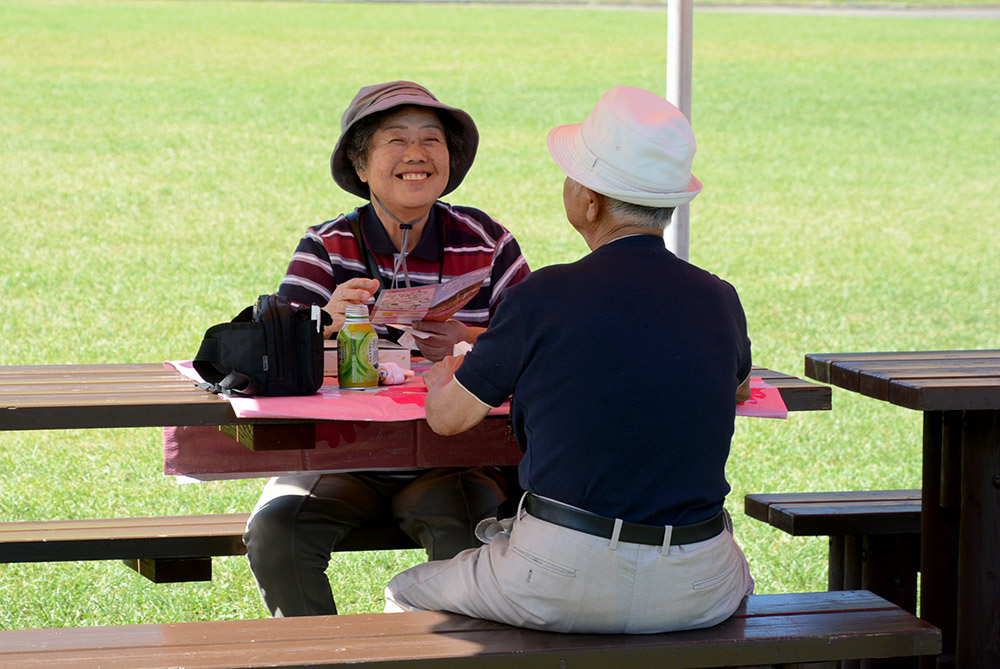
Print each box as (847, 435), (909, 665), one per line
(919, 411), (960, 669)
(956, 410), (1000, 667)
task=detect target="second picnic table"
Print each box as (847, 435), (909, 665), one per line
(805, 349), (1000, 669)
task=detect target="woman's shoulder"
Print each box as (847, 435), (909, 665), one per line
(436, 201), (504, 230)
(436, 201), (523, 254)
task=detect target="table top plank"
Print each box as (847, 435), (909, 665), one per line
(0, 363), (176, 376)
(750, 366), (831, 411)
(0, 382), (204, 397)
(805, 351), (1000, 385)
(1, 362), (830, 432)
(804, 350), (1000, 411)
(858, 366), (1000, 400)
(889, 377), (1000, 411)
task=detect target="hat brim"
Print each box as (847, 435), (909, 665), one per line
(331, 95), (479, 200)
(547, 123), (702, 208)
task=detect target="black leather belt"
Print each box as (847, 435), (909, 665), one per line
(523, 493), (725, 546)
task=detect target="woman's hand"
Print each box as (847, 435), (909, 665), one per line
(322, 278), (381, 336)
(411, 320), (483, 362)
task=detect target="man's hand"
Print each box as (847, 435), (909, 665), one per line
(736, 375), (752, 404)
(411, 320), (484, 362)
(422, 353), (464, 392)
(322, 278), (381, 336)
(423, 354), (492, 435)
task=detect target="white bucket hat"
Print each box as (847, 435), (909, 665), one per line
(547, 86), (702, 208)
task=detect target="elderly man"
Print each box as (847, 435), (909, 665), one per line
(384, 85), (754, 634)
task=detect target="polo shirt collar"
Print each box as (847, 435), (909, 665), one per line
(359, 202), (443, 263)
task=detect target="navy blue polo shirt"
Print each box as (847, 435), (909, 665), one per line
(456, 234), (751, 527)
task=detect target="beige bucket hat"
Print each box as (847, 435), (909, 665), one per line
(547, 86), (702, 207)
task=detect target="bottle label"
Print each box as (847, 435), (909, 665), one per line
(337, 323), (379, 389)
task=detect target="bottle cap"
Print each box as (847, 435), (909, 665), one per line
(345, 304), (369, 319)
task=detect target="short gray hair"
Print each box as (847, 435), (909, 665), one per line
(604, 197), (676, 230)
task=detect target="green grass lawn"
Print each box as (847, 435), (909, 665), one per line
(478, 0), (998, 6)
(1, 0), (998, 630)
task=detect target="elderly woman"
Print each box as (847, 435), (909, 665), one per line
(243, 81), (530, 617)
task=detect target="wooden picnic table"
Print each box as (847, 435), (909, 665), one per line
(0, 361), (832, 572)
(0, 361), (830, 443)
(805, 350), (1000, 669)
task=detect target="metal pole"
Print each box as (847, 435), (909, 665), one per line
(665, 0), (693, 260)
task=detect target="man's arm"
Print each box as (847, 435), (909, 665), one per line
(736, 374), (752, 404)
(423, 355), (493, 435)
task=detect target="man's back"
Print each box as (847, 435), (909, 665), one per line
(457, 234), (751, 526)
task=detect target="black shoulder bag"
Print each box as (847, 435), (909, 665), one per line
(193, 293), (331, 397)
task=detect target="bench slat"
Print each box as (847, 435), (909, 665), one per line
(0, 513), (419, 562)
(745, 490), (921, 536)
(0, 514), (251, 563)
(0, 592), (941, 668)
(767, 502), (921, 536)
(744, 490), (923, 614)
(0, 513), (419, 582)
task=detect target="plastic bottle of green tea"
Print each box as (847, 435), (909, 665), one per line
(337, 305), (379, 389)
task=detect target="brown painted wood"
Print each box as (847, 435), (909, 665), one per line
(0, 364), (235, 430)
(864, 533), (920, 615)
(744, 490), (921, 536)
(805, 351), (1000, 666)
(0, 513), (418, 578)
(804, 352), (1000, 386)
(767, 501), (921, 536)
(855, 364), (1000, 399)
(122, 557), (213, 583)
(843, 535), (862, 590)
(745, 490), (922, 614)
(919, 412), (959, 665)
(0, 514), (250, 563)
(752, 365), (832, 411)
(829, 535), (845, 591)
(219, 423), (317, 451)
(0, 591), (940, 668)
(804, 351), (1000, 411)
(955, 410), (1000, 666)
(887, 377), (1000, 412)
(0, 363), (831, 435)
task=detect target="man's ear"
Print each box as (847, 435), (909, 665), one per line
(584, 188), (603, 223)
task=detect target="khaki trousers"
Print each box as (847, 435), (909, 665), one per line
(385, 500), (754, 634)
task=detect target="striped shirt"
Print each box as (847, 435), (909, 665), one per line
(278, 201), (530, 328)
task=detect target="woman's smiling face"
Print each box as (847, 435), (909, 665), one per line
(355, 106), (450, 217)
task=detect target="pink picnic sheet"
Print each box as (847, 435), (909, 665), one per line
(165, 359), (508, 421)
(740, 377), (789, 420)
(163, 362), (786, 480)
(166, 360), (786, 422)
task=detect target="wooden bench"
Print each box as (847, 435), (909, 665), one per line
(745, 490), (921, 613)
(0, 590), (939, 668)
(0, 513), (418, 583)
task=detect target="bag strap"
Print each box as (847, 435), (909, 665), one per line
(192, 307), (263, 396)
(346, 209), (405, 344)
(347, 209), (391, 293)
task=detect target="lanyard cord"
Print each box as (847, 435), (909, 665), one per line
(371, 194), (448, 289)
(372, 193), (430, 289)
